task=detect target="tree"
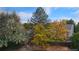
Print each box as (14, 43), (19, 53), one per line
(62, 19), (75, 24)
(74, 22), (79, 33)
(32, 23), (49, 46)
(0, 12), (27, 47)
(66, 19), (75, 24)
(30, 7), (48, 24)
(23, 23), (32, 30)
(71, 32), (79, 50)
(47, 21), (68, 42)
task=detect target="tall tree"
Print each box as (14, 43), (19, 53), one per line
(0, 12), (27, 47)
(30, 7), (48, 24)
(74, 22), (79, 33)
(47, 21), (68, 42)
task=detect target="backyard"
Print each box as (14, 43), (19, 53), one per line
(0, 7), (79, 51)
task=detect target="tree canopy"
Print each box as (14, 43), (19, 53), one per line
(0, 12), (27, 47)
(30, 7), (48, 24)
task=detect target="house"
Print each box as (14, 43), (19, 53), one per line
(66, 24), (74, 38)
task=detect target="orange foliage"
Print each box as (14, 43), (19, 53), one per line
(32, 21), (68, 46)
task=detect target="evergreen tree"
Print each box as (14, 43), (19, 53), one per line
(66, 19), (75, 24)
(30, 7), (48, 24)
(74, 22), (79, 33)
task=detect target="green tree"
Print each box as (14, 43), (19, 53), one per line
(0, 12), (27, 47)
(66, 19), (75, 24)
(71, 32), (79, 50)
(30, 7), (48, 24)
(74, 22), (79, 33)
(23, 23), (32, 30)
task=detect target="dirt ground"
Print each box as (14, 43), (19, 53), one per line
(17, 45), (71, 51)
(0, 44), (71, 51)
(46, 46), (70, 51)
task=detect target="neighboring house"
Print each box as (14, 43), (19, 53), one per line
(66, 24), (74, 38)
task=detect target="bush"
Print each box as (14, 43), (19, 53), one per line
(71, 32), (79, 49)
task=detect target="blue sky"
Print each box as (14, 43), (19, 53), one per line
(0, 7), (79, 23)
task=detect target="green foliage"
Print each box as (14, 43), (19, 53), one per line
(74, 22), (79, 33)
(62, 19), (75, 24)
(0, 12), (27, 47)
(66, 19), (75, 24)
(71, 32), (79, 49)
(23, 23), (33, 30)
(30, 7), (48, 24)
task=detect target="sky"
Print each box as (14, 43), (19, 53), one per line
(0, 7), (79, 23)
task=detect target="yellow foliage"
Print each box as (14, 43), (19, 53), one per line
(32, 21), (68, 46)
(32, 23), (48, 46)
(49, 21), (68, 41)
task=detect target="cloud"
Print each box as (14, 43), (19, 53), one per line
(58, 16), (71, 20)
(51, 16), (71, 21)
(18, 12), (32, 23)
(18, 7), (52, 23)
(50, 16), (79, 24)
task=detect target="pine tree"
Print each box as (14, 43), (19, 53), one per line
(30, 7), (48, 24)
(74, 22), (79, 33)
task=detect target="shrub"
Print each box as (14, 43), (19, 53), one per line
(71, 32), (79, 49)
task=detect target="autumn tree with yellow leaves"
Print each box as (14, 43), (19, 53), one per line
(47, 21), (68, 42)
(32, 23), (49, 46)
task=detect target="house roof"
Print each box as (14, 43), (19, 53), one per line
(66, 24), (74, 30)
